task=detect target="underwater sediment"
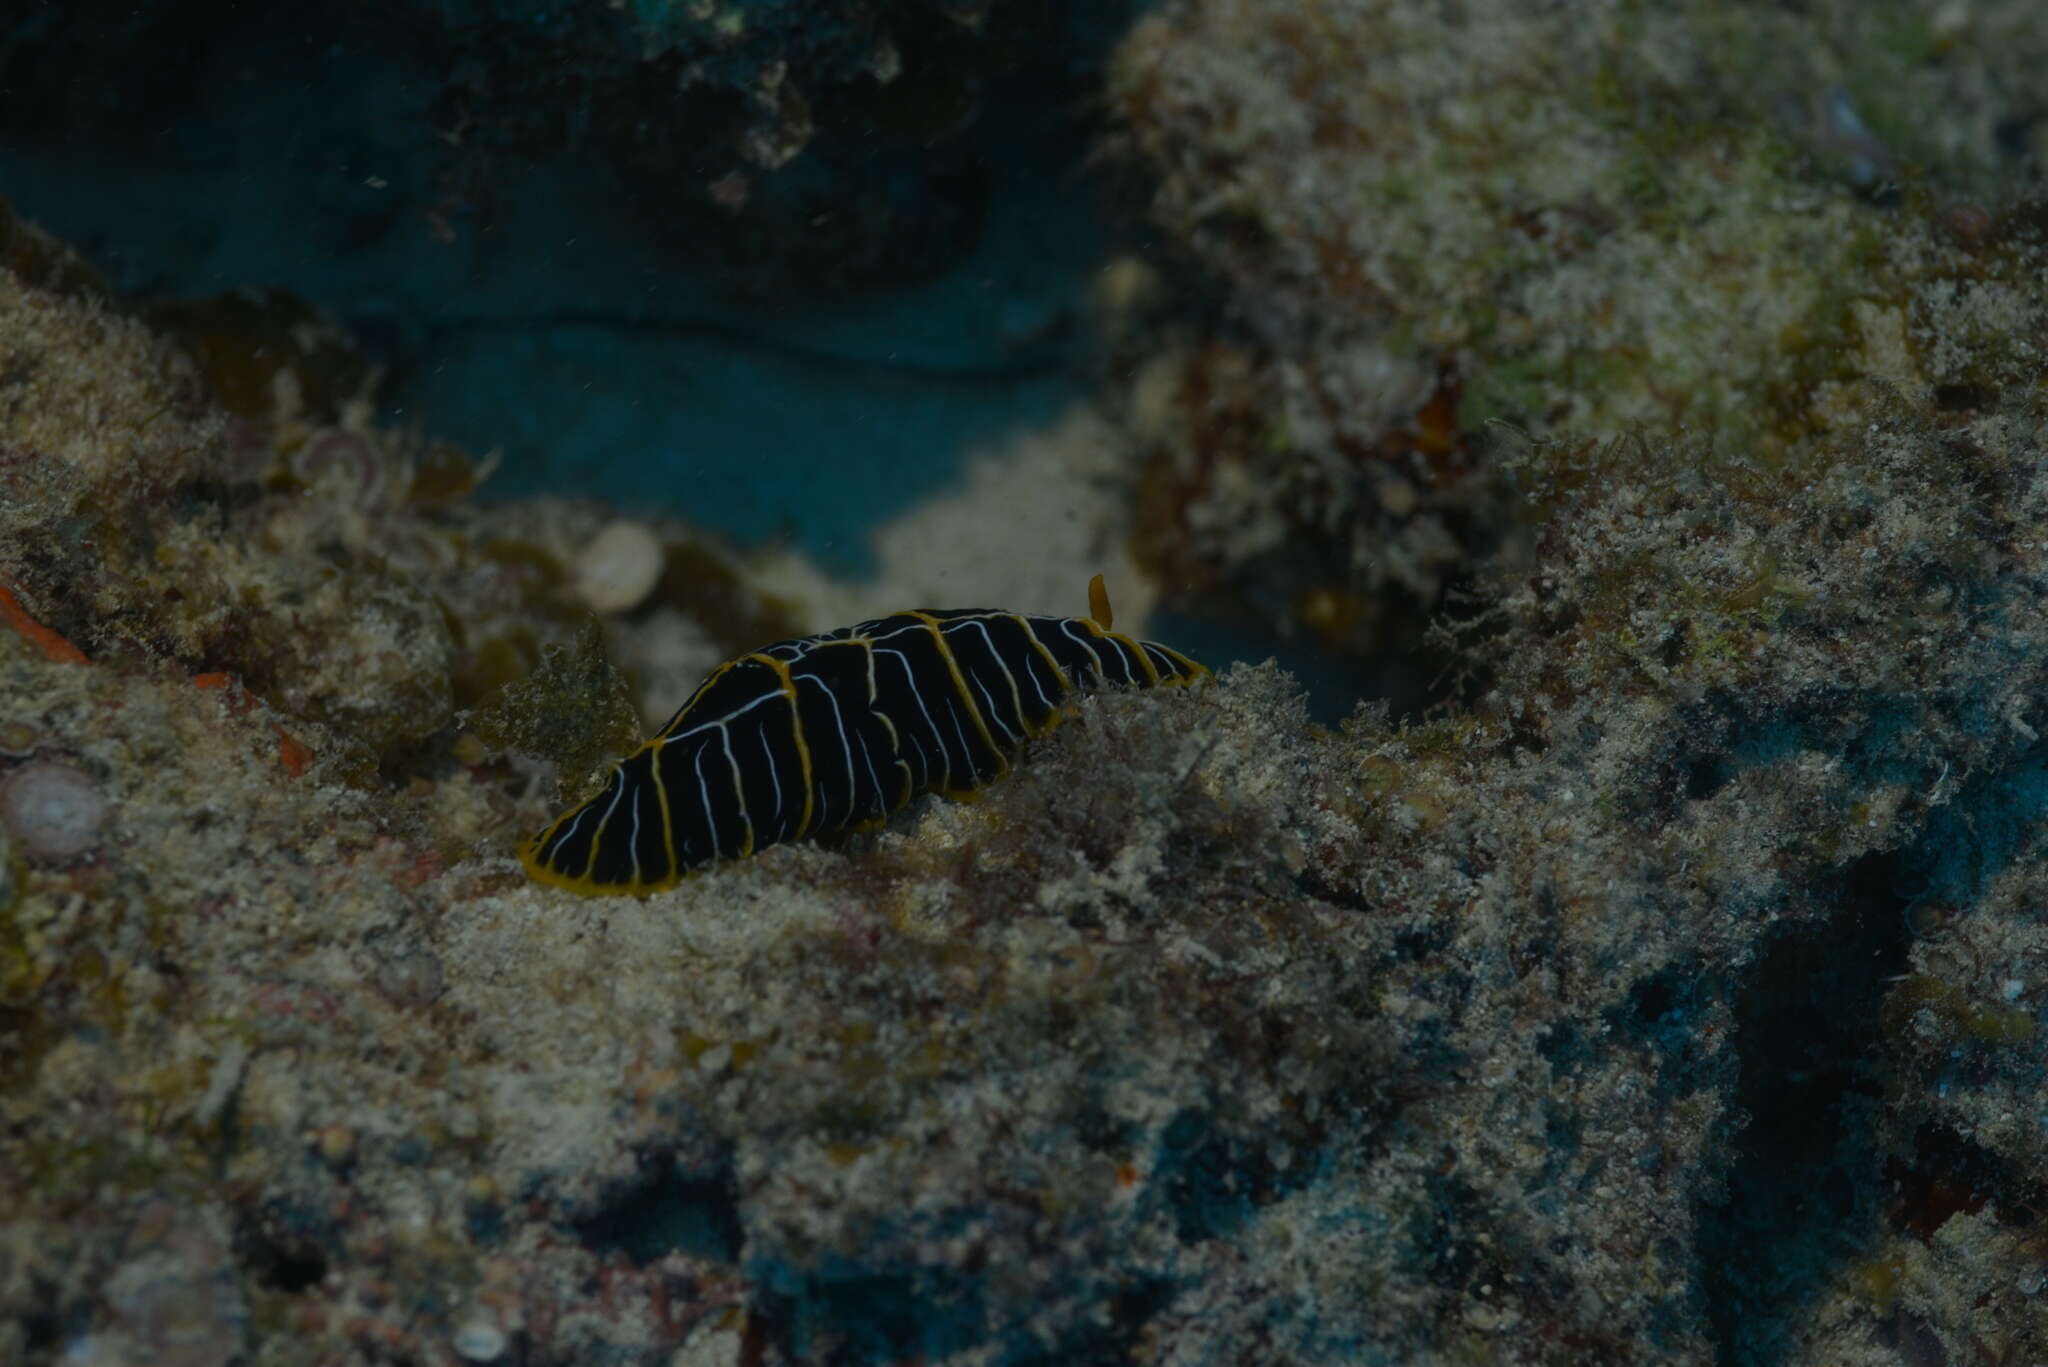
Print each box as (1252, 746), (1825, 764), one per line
(4, 2), (2048, 1364)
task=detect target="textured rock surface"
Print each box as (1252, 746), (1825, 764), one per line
(1106, 0), (2048, 654)
(4, 3), (2048, 1364)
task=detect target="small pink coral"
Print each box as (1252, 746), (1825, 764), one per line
(0, 760), (109, 862)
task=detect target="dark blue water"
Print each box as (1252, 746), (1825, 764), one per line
(0, 2), (1130, 575)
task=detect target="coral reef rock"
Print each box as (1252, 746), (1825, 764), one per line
(4, 3), (2048, 1363)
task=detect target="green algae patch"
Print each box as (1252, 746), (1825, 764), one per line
(653, 540), (803, 658)
(468, 620), (640, 805)
(145, 287), (373, 428)
(1885, 974), (2039, 1047)
(406, 439), (492, 507)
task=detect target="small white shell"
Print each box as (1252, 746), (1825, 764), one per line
(452, 1319), (507, 1362)
(573, 520), (664, 615)
(0, 761), (108, 862)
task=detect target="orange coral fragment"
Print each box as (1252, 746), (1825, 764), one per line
(275, 731), (314, 778)
(0, 581), (88, 665)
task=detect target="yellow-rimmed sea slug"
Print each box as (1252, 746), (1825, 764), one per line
(520, 576), (1208, 895)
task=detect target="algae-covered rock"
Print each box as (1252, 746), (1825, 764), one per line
(3, 8), (2048, 1365)
(1105, 0), (2048, 652)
